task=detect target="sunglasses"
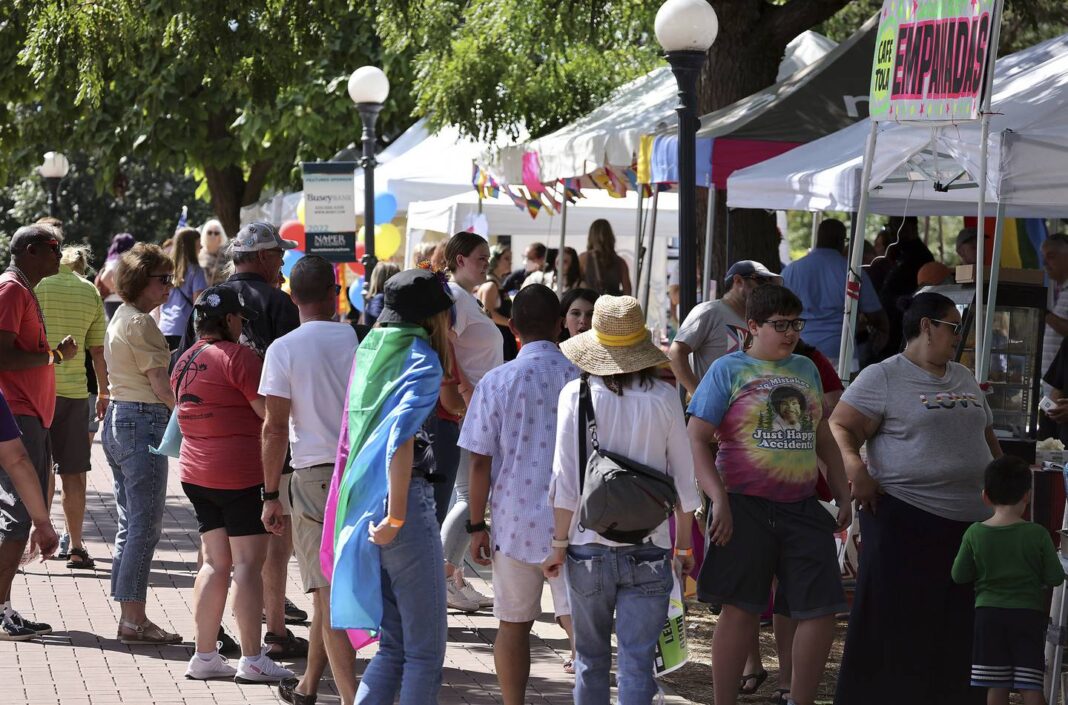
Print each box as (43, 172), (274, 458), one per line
(31, 240), (61, 255)
(745, 275), (774, 287)
(930, 318), (963, 336)
(148, 274), (173, 285)
(761, 318), (806, 333)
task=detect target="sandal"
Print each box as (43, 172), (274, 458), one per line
(66, 547), (95, 570)
(265, 628), (309, 658)
(119, 619), (183, 645)
(563, 658), (575, 675)
(772, 688), (791, 705)
(739, 668), (768, 694)
(279, 677), (317, 705)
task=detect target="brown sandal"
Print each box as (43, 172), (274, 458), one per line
(119, 619), (183, 645)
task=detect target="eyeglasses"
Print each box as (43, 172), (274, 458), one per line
(148, 274), (173, 285)
(760, 318), (806, 333)
(930, 318), (963, 336)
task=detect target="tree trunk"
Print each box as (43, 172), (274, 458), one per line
(693, 0), (852, 283)
(202, 112), (273, 237)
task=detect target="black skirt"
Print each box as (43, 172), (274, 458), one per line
(834, 493), (984, 705)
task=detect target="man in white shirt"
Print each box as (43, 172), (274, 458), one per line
(461, 285), (579, 704)
(260, 255), (358, 705)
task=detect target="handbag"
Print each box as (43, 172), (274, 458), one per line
(577, 374), (678, 544)
(150, 341), (213, 458)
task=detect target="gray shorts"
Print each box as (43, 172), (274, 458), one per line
(290, 464), (332, 593)
(50, 396), (91, 475)
(0, 415), (52, 541)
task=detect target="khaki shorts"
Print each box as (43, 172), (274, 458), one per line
(492, 550), (570, 623)
(279, 472), (293, 515)
(289, 464), (331, 593)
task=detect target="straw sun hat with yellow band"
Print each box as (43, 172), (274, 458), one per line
(560, 295), (668, 375)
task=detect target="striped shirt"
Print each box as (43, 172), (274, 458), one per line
(36, 265), (106, 399)
(458, 340), (579, 564)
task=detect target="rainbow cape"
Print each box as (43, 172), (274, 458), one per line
(320, 324), (442, 641)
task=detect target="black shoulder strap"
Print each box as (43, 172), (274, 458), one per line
(577, 374), (598, 493)
(173, 341), (213, 396)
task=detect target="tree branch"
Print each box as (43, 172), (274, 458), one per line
(765, 0), (854, 48)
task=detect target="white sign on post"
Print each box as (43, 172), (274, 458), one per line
(301, 162), (358, 263)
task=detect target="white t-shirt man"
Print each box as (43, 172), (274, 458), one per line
(258, 321), (358, 468)
(449, 282), (504, 386)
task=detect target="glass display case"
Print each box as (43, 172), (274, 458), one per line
(923, 282), (1047, 441)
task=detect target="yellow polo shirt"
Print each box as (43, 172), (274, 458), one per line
(36, 265), (107, 399)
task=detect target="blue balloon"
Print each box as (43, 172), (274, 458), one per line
(348, 276), (366, 312)
(373, 192), (398, 225)
(281, 249), (304, 278)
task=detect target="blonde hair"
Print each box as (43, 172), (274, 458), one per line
(171, 227), (201, 289)
(420, 308), (452, 374)
(368, 262), (400, 297)
(60, 245), (92, 275)
(411, 241), (438, 268)
(199, 219), (228, 248)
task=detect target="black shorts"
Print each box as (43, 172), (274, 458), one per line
(182, 482), (268, 537)
(970, 607), (1047, 691)
(0, 415), (51, 541)
(50, 396), (92, 475)
(698, 493), (846, 619)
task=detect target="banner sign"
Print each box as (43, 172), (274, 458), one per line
(301, 162), (357, 263)
(869, 0), (998, 122)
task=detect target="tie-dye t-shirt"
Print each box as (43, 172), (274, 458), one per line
(688, 351), (823, 502)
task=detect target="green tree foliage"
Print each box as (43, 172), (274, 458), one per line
(6, 1), (416, 235)
(0, 154), (213, 269)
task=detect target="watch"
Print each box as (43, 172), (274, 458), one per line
(261, 488), (280, 501)
(465, 519), (489, 534)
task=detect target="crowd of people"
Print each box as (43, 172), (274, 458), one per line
(0, 212), (1065, 705)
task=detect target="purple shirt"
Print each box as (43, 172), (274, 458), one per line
(0, 391), (20, 443)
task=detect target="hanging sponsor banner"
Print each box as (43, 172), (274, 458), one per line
(869, 0), (999, 122)
(301, 162), (357, 263)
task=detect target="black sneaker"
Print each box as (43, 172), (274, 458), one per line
(8, 610), (51, 636)
(283, 598), (307, 625)
(216, 625), (240, 656)
(0, 616), (37, 641)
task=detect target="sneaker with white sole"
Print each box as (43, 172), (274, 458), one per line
(446, 579), (481, 612)
(0, 615), (36, 641)
(185, 651), (237, 680)
(7, 610), (51, 636)
(459, 580), (493, 609)
(235, 647), (295, 683)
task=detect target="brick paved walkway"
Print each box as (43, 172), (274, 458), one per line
(2, 440), (695, 705)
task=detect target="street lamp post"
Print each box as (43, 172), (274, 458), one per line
(655, 0), (718, 326)
(39, 151), (71, 218)
(348, 66), (390, 282)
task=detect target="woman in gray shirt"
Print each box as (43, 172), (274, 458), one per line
(830, 292), (1001, 705)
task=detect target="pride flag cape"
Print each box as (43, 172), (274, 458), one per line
(320, 324), (442, 640)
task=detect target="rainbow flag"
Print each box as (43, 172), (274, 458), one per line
(320, 324), (442, 641)
(963, 217), (1049, 269)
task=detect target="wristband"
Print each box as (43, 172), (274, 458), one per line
(385, 515), (405, 528)
(55, 347), (65, 362)
(261, 488), (280, 501)
(47, 350), (55, 366)
(551, 538), (569, 549)
(674, 547), (693, 557)
(98, 394), (110, 400)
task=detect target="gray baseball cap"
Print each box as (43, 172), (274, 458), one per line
(231, 222), (298, 253)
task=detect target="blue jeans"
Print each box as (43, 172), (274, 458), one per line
(356, 478), (447, 705)
(101, 401), (170, 603)
(567, 543), (672, 705)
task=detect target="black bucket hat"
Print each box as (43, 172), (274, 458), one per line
(377, 269), (454, 324)
(194, 286), (259, 321)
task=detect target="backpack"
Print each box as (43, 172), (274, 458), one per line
(576, 374), (678, 544)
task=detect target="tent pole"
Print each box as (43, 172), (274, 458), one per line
(837, 120), (880, 382)
(977, 201), (1007, 383)
(702, 187), (716, 301)
(557, 196), (568, 296)
(810, 211), (821, 250)
(642, 189), (660, 319)
(633, 189), (645, 296)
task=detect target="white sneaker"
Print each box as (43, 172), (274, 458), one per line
(446, 579), (481, 612)
(235, 647), (295, 683)
(459, 579), (493, 608)
(184, 651), (237, 680)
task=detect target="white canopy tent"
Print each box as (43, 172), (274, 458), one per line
(405, 189), (680, 330)
(487, 31), (836, 184)
(725, 32), (1068, 218)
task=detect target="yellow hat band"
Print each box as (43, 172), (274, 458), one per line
(594, 328), (649, 347)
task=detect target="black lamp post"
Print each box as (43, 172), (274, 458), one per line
(655, 0), (718, 324)
(348, 66), (390, 282)
(39, 151), (70, 218)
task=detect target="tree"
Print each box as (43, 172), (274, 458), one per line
(6, 1), (417, 236)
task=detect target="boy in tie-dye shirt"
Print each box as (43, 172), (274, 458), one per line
(686, 286), (851, 705)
